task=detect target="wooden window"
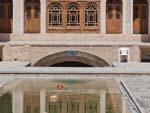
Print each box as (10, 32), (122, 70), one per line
(67, 2), (80, 26)
(48, 2), (62, 26)
(0, 6), (5, 18)
(133, 0), (148, 34)
(24, 0), (40, 33)
(85, 2), (98, 26)
(106, 0), (122, 34)
(0, 0), (13, 33)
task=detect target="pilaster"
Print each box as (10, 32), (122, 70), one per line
(126, 0), (133, 34)
(100, 0), (106, 34)
(40, 89), (46, 113)
(12, 89), (24, 113)
(100, 90), (106, 113)
(41, 0), (46, 34)
(13, 0), (24, 34)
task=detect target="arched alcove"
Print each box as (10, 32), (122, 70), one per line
(33, 50), (111, 67)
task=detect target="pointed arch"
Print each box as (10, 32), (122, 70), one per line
(33, 50), (111, 67)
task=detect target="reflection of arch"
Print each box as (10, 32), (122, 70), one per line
(34, 51), (111, 67)
(0, 0), (13, 33)
(133, 0), (148, 34)
(24, 0), (40, 33)
(106, 0), (122, 33)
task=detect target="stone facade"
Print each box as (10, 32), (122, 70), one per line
(0, 0), (149, 65)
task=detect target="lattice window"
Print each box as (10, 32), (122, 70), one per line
(85, 2), (98, 26)
(67, 2), (80, 26)
(48, 2), (62, 26)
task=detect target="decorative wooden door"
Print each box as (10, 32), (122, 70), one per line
(133, 2), (148, 34)
(106, 0), (122, 33)
(0, 0), (12, 33)
(24, 0), (40, 33)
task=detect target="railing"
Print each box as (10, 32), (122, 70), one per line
(119, 80), (145, 113)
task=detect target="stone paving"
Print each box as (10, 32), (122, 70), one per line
(124, 77), (150, 113)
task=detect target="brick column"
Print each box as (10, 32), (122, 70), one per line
(100, 90), (106, 113)
(40, 89), (46, 113)
(13, 0), (24, 34)
(100, 0), (106, 34)
(12, 89), (24, 113)
(40, 0), (46, 34)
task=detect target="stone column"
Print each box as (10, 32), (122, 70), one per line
(148, 1), (150, 34)
(40, 0), (46, 34)
(12, 89), (24, 113)
(100, 90), (106, 113)
(40, 89), (46, 113)
(122, 96), (126, 113)
(100, 0), (106, 34)
(125, 0), (133, 34)
(122, 0), (127, 34)
(13, 0), (24, 34)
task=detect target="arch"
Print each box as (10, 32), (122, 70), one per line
(48, 2), (63, 27)
(24, 0), (40, 33)
(33, 50), (111, 67)
(84, 2), (98, 26)
(106, 0), (122, 33)
(67, 2), (80, 26)
(0, 0), (13, 33)
(133, 0), (148, 34)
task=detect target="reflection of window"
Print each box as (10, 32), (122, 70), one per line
(67, 97), (79, 113)
(107, 6), (113, 19)
(49, 101), (62, 113)
(141, 6), (147, 19)
(85, 99), (98, 113)
(49, 2), (62, 26)
(85, 3), (98, 26)
(25, 0), (40, 20)
(67, 2), (80, 26)
(24, 94), (40, 113)
(26, 6), (32, 19)
(134, 6), (139, 19)
(34, 5), (40, 19)
(0, 6), (5, 18)
(8, 5), (13, 18)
